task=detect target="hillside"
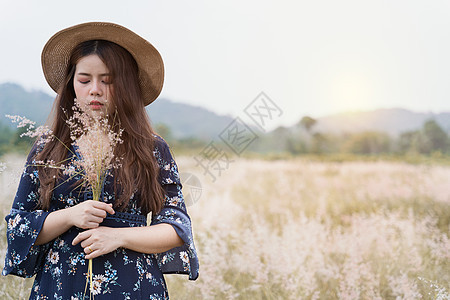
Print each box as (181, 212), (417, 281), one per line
(314, 108), (450, 136)
(1, 83), (449, 140)
(0, 83), (234, 140)
(146, 99), (235, 140)
(0, 83), (53, 125)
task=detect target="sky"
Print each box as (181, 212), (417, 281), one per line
(1, 0), (450, 129)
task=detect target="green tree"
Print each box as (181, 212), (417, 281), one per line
(344, 131), (391, 155)
(397, 131), (420, 154)
(299, 116), (317, 134)
(154, 123), (173, 142)
(0, 122), (14, 155)
(269, 126), (292, 153)
(10, 127), (34, 153)
(311, 132), (327, 154)
(286, 137), (307, 154)
(418, 119), (449, 154)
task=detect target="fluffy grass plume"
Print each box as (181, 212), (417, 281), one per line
(166, 158), (449, 299)
(4, 102), (123, 299)
(0, 153), (449, 298)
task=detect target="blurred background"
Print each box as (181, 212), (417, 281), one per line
(0, 0), (449, 299)
(0, 0), (450, 157)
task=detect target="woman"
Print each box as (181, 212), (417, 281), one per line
(2, 22), (199, 299)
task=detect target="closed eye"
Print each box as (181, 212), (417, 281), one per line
(79, 80), (90, 84)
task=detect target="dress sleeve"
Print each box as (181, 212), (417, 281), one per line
(151, 136), (199, 280)
(2, 147), (51, 278)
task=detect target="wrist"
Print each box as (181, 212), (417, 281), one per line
(116, 228), (128, 249)
(58, 206), (75, 228)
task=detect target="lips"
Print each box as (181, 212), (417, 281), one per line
(89, 100), (104, 109)
(89, 100), (103, 106)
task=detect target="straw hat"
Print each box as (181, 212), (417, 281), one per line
(41, 22), (164, 106)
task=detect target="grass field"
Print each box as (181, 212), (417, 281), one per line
(0, 154), (449, 299)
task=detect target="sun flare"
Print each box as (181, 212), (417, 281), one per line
(329, 71), (375, 113)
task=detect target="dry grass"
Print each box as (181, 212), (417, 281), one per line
(167, 157), (450, 300)
(0, 153), (35, 299)
(0, 155), (449, 299)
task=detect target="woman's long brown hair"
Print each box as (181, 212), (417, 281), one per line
(35, 40), (165, 215)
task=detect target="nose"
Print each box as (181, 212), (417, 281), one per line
(89, 80), (103, 97)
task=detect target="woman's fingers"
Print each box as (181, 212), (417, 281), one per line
(70, 201), (115, 229)
(84, 246), (100, 259)
(72, 230), (89, 245)
(73, 230), (96, 248)
(88, 220), (102, 227)
(72, 227), (121, 259)
(104, 203), (115, 215)
(91, 201), (115, 216)
(90, 207), (108, 218)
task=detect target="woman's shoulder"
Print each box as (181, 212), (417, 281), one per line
(151, 134), (178, 175)
(152, 134), (169, 151)
(152, 134), (174, 160)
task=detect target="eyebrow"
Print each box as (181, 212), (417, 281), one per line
(76, 72), (111, 76)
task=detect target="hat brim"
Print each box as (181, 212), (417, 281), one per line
(41, 22), (164, 106)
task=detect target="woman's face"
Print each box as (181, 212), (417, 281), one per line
(73, 54), (113, 117)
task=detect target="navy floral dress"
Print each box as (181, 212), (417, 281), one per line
(2, 136), (199, 299)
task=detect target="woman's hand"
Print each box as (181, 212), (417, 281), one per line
(72, 227), (121, 259)
(35, 200), (114, 245)
(72, 224), (184, 259)
(68, 200), (115, 229)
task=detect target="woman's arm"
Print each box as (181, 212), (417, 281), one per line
(72, 224), (184, 259)
(35, 200), (115, 245)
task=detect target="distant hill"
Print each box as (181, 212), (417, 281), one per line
(0, 83), (235, 140)
(1, 83), (449, 140)
(146, 99), (235, 140)
(314, 108), (450, 136)
(0, 83), (53, 126)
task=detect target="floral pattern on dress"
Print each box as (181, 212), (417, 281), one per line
(2, 136), (198, 299)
